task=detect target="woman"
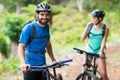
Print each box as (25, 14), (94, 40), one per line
(81, 9), (109, 80)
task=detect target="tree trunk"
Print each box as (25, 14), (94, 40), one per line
(34, 0), (40, 5)
(16, 3), (21, 14)
(77, 0), (83, 11)
(10, 41), (18, 57)
(0, 53), (5, 61)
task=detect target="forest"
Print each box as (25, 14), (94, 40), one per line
(0, 0), (120, 80)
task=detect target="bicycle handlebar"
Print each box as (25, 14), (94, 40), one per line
(18, 59), (73, 71)
(60, 59), (73, 63)
(73, 47), (99, 57)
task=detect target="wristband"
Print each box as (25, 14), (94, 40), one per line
(52, 59), (56, 62)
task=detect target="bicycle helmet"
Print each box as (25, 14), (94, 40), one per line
(91, 9), (105, 18)
(36, 3), (51, 13)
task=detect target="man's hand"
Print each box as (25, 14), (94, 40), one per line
(52, 59), (57, 64)
(19, 64), (30, 72)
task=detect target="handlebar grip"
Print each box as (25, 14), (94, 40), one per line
(73, 47), (84, 53)
(61, 59), (73, 63)
(73, 47), (81, 51)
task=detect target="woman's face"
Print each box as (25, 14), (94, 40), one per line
(92, 16), (102, 25)
(92, 17), (99, 25)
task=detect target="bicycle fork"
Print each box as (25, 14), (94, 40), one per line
(46, 69), (51, 80)
(47, 68), (57, 80)
(53, 68), (58, 80)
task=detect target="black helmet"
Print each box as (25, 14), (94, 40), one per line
(91, 9), (105, 18)
(36, 3), (51, 13)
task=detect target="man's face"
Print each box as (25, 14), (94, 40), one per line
(37, 11), (50, 25)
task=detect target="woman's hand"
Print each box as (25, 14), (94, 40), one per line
(98, 51), (104, 58)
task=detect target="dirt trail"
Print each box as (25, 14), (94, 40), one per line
(55, 43), (120, 80)
(14, 43), (120, 80)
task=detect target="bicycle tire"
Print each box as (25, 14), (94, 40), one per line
(76, 71), (97, 80)
(76, 73), (85, 80)
(87, 71), (97, 80)
(56, 73), (63, 80)
(96, 77), (103, 80)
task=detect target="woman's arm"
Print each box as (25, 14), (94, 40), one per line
(99, 26), (109, 56)
(81, 23), (90, 40)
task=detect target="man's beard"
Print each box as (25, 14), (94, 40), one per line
(38, 18), (49, 25)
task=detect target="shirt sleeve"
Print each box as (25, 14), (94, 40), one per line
(18, 24), (32, 44)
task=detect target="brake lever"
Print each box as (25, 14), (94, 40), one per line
(63, 64), (69, 66)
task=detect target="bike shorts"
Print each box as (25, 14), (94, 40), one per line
(83, 52), (106, 68)
(85, 52), (106, 59)
(23, 71), (46, 80)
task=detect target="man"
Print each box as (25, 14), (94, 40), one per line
(81, 9), (109, 80)
(18, 3), (56, 80)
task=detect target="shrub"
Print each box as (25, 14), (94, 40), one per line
(0, 34), (10, 58)
(5, 13), (33, 42)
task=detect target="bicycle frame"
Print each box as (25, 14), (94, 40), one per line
(46, 67), (59, 80)
(73, 48), (102, 80)
(18, 59), (72, 80)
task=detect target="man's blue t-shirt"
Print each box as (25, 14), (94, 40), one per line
(19, 20), (50, 66)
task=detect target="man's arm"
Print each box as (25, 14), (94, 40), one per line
(46, 40), (55, 61)
(18, 43), (26, 64)
(18, 43), (28, 71)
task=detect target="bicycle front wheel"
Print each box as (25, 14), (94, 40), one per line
(56, 73), (63, 80)
(87, 71), (97, 80)
(76, 72), (97, 80)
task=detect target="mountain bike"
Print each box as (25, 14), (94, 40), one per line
(18, 59), (73, 80)
(73, 47), (103, 80)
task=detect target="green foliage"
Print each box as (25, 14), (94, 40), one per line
(50, 7), (120, 54)
(104, 12), (120, 40)
(4, 4), (37, 43)
(5, 13), (24, 42)
(0, 4), (4, 13)
(0, 2), (119, 78)
(51, 7), (89, 47)
(83, 0), (120, 11)
(0, 0), (27, 12)
(0, 0), (39, 12)
(0, 13), (7, 34)
(0, 57), (19, 74)
(0, 34), (10, 58)
(4, 13), (33, 42)
(21, 4), (36, 17)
